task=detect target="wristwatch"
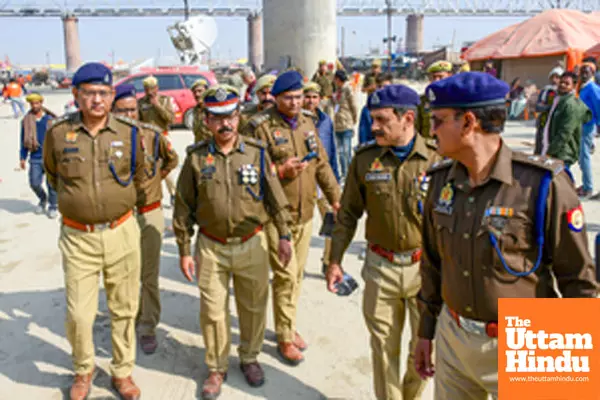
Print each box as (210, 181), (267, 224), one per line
(279, 234), (292, 241)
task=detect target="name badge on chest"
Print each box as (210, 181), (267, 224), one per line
(433, 182), (455, 214)
(201, 153), (216, 179)
(365, 157), (391, 182)
(273, 130), (288, 145)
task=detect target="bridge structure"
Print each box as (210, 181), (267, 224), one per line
(1, 0), (598, 71)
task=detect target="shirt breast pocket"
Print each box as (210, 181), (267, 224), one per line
(270, 144), (292, 163)
(433, 211), (455, 255)
(487, 216), (535, 276)
(198, 176), (219, 200)
(365, 182), (392, 208)
(58, 156), (88, 179)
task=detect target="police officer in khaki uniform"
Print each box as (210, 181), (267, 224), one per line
(112, 84), (179, 355)
(238, 74), (276, 133)
(190, 78), (211, 143)
(362, 59), (383, 93)
(311, 60), (334, 117)
(43, 63), (144, 400)
(415, 61), (453, 139)
(138, 75), (177, 205)
(328, 85), (439, 400)
(173, 85), (293, 400)
(414, 72), (599, 400)
(243, 70), (341, 365)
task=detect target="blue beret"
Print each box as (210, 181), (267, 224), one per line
(203, 85), (240, 115)
(72, 62), (112, 87)
(367, 84), (420, 110)
(271, 70), (304, 96)
(114, 84), (136, 102)
(426, 71), (509, 109)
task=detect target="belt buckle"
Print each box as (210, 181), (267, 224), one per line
(226, 237), (242, 244)
(94, 223), (110, 232)
(458, 316), (487, 336)
(394, 253), (412, 266)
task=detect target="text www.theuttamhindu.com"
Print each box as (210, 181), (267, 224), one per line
(508, 376), (590, 383)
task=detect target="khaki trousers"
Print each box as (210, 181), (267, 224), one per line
(362, 249), (426, 400)
(136, 207), (164, 336)
(197, 231), (269, 372)
(434, 306), (499, 400)
(316, 194), (332, 266)
(59, 216), (140, 378)
(266, 219), (313, 342)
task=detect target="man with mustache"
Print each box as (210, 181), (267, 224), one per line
(173, 85), (293, 400)
(327, 84), (439, 400)
(42, 62), (145, 400)
(243, 70), (341, 365)
(238, 74), (276, 133)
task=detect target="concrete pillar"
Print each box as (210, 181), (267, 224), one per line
(247, 12), (263, 72)
(263, 0), (336, 78)
(62, 14), (82, 72)
(405, 14), (424, 56)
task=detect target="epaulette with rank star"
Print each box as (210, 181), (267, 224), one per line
(512, 152), (564, 176)
(248, 112), (270, 129)
(186, 140), (208, 155)
(243, 137), (266, 148)
(138, 121), (162, 133)
(113, 114), (138, 127)
(49, 112), (76, 128)
(426, 158), (454, 175)
(353, 140), (378, 154)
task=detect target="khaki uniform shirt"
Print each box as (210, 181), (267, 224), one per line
(238, 103), (261, 134)
(243, 107), (341, 224)
(418, 142), (599, 340)
(42, 112), (144, 224)
(172, 136), (292, 257)
(139, 94), (174, 132)
(330, 135), (440, 263)
(136, 122), (179, 208)
(334, 84), (358, 132)
(311, 71), (334, 98)
(415, 93), (433, 138)
(192, 104), (211, 143)
(362, 71), (380, 91)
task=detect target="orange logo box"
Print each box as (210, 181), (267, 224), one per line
(499, 298), (600, 400)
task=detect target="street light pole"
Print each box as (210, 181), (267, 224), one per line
(385, 0), (394, 72)
(184, 0), (189, 20)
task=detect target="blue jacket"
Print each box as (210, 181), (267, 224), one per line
(579, 81), (600, 132)
(358, 105), (373, 144)
(315, 108), (340, 182)
(20, 113), (53, 162)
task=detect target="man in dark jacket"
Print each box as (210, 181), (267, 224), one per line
(545, 72), (591, 169)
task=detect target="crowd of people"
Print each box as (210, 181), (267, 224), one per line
(13, 55), (600, 400)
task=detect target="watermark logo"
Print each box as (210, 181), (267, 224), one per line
(499, 298), (600, 399)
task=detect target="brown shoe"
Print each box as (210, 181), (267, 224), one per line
(111, 376), (141, 400)
(277, 342), (304, 366)
(240, 362), (265, 387)
(140, 335), (158, 354)
(69, 369), (94, 400)
(294, 331), (307, 351)
(202, 371), (227, 400)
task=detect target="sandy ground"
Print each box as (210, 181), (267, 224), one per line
(1, 89), (599, 400)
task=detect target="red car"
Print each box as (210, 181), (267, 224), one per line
(115, 66), (217, 129)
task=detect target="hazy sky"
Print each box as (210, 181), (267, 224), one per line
(0, 15), (527, 66)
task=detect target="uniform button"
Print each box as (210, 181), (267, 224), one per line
(463, 233), (470, 239)
(399, 212), (404, 216)
(463, 270), (470, 277)
(466, 211), (472, 217)
(468, 196), (475, 203)
(482, 265), (487, 270)
(401, 235), (406, 240)
(465, 306), (473, 313)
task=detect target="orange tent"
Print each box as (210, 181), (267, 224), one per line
(463, 10), (600, 85)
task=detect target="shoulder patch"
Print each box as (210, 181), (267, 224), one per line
(249, 112), (270, 128)
(186, 140), (208, 155)
(426, 158), (454, 175)
(511, 152), (563, 176)
(113, 114), (138, 126)
(354, 140), (378, 154)
(243, 137), (266, 148)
